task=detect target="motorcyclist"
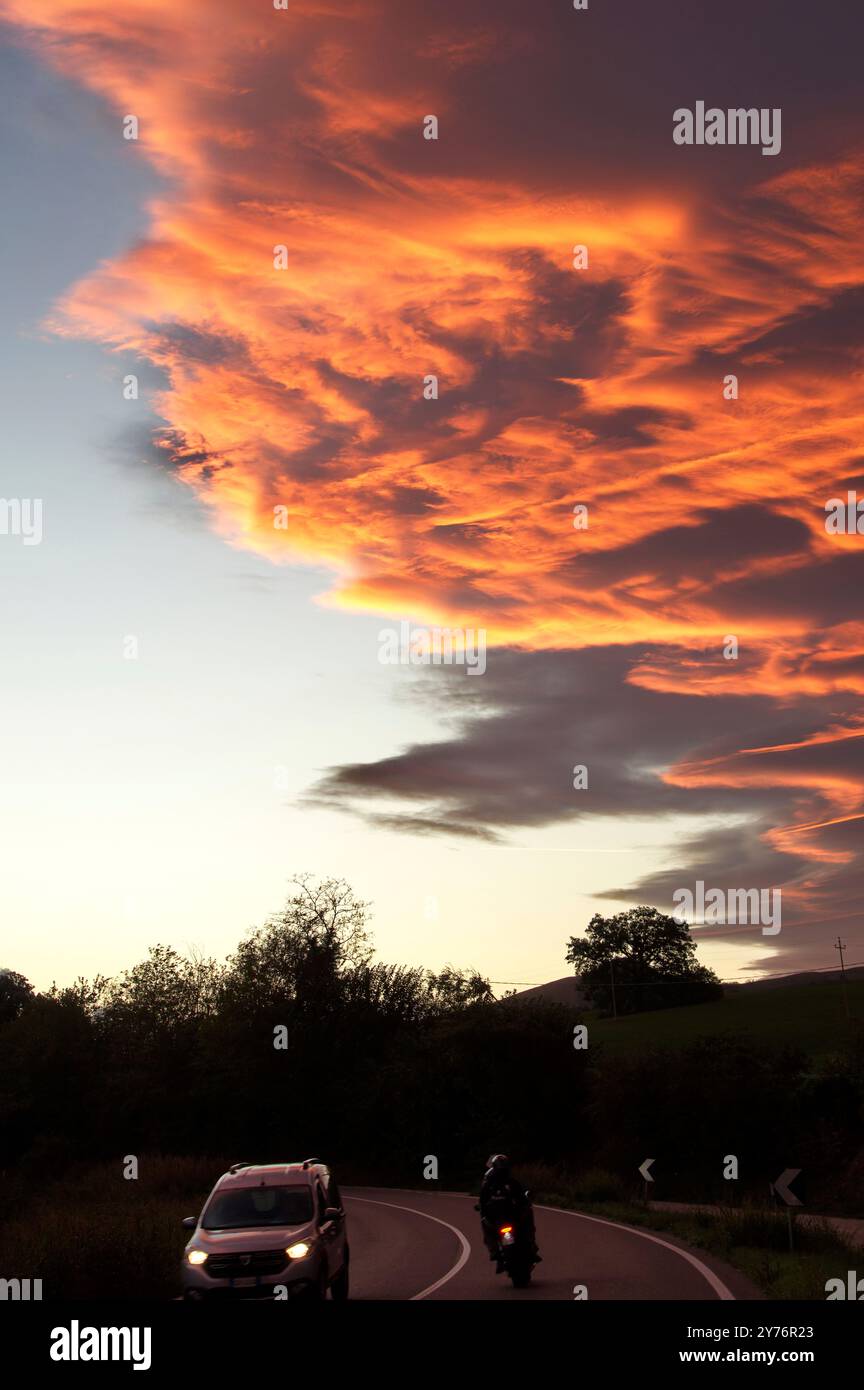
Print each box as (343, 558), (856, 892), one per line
(477, 1153), (541, 1270)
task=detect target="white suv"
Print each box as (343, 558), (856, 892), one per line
(181, 1159), (349, 1301)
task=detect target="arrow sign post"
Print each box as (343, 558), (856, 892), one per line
(772, 1168), (803, 1206)
(639, 1158), (654, 1204)
(771, 1168), (803, 1252)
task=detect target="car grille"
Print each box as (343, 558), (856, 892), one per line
(205, 1249), (287, 1279)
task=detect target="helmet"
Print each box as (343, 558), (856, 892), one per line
(486, 1153), (511, 1174)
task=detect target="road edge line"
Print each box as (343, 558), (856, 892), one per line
(344, 1194), (472, 1300)
(533, 1201), (736, 1300)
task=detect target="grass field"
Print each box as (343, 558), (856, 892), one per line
(585, 980), (864, 1058)
(0, 1155), (228, 1300)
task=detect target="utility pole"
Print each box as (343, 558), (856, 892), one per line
(609, 958), (618, 1020)
(835, 937), (851, 1022)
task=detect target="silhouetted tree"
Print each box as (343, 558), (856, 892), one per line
(221, 875), (372, 1016)
(566, 905), (722, 1015)
(0, 968), (34, 1024)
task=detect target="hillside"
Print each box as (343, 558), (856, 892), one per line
(502, 965), (864, 1056)
(586, 979), (864, 1058)
(498, 975), (588, 1008)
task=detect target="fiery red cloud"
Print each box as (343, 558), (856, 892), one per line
(5, 0), (864, 963)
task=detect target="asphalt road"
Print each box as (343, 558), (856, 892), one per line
(342, 1188), (761, 1301)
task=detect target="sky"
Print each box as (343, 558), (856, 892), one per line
(1, 0), (863, 992)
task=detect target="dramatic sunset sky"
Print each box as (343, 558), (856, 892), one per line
(2, 0), (863, 990)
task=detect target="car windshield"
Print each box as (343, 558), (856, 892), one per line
(202, 1185), (313, 1230)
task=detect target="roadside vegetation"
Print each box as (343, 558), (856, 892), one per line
(515, 1163), (861, 1300)
(0, 1155), (229, 1299)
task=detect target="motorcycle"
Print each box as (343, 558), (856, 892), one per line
(495, 1221), (535, 1288)
(475, 1198), (538, 1288)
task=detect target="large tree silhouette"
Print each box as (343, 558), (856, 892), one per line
(566, 906), (722, 1016)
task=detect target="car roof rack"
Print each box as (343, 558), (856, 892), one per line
(229, 1161), (253, 1173)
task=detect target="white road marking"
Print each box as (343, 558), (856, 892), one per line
(347, 1188), (738, 1301)
(532, 1202), (736, 1300)
(344, 1194), (472, 1300)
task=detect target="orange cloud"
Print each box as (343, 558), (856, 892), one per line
(4, 0), (863, 657)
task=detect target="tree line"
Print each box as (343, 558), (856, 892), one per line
(0, 879), (860, 1209)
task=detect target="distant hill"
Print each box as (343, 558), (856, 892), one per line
(501, 965), (864, 1007)
(498, 975), (588, 1008)
(726, 965), (864, 992)
(587, 978), (863, 1058)
(499, 970), (864, 1057)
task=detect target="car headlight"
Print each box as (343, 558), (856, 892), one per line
(187, 1249), (208, 1266)
(286, 1241), (311, 1260)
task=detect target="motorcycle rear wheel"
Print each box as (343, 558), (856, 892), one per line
(509, 1262), (532, 1288)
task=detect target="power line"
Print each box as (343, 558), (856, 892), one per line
(491, 959), (864, 989)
